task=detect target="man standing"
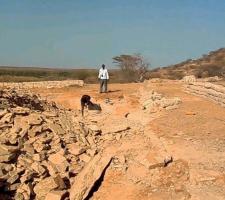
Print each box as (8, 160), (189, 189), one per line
(98, 64), (109, 93)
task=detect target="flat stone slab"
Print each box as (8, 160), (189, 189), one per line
(70, 152), (113, 200)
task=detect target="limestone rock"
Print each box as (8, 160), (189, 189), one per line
(45, 190), (68, 200)
(182, 75), (196, 83)
(12, 107), (30, 115)
(28, 113), (43, 126)
(67, 143), (86, 156)
(0, 112), (13, 123)
(0, 144), (19, 162)
(79, 154), (91, 163)
(33, 177), (59, 200)
(48, 152), (69, 173)
(88, 124), (101, 134)
(0, 109), (8, 118)
(70, 152), (113, 200)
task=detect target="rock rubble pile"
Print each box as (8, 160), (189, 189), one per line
(0, 89), (114, 200)
(140, 89), (181, 112)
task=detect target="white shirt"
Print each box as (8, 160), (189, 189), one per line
(98, 68), (109, 80)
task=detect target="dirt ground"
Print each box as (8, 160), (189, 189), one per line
(35, 81), (225, 200)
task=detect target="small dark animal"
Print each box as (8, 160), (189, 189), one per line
(81, 95), (93, 116)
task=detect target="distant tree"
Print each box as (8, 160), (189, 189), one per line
(112, 54), (150, 82)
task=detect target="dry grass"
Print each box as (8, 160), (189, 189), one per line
(0, 67), (140, 83)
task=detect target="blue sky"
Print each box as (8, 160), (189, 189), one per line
(0, 0), (225, 68)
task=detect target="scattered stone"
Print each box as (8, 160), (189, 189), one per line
(54, 174), (66, 189)
(79, 154), (91, 163)
(31, 162), (47, 175)
(7, 172), (20, 184)
(5, 182), (20, 191)
(48, 152), (69, 173)
(140, 89), (182, 112)
(0, 112), (13, 123)
(88, 124), (101, 135)
(185, 111), (197, 115)
(182, 75), (196, 83)
(12, 106), (30, 115)
(34, 177), (59, 200)
(20, 170), (35, 183)
(0, 144), (19, 162)
(28, 113), (43, 126)
(86, 149), (97, 157)
(67, 143), (86, 156)
(0, 109), (8, 118)
(45, 190), (68, 200)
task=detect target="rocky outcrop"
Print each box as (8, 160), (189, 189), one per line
(185, 82), (225, 107)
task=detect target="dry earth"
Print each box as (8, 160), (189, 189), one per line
(1, 80), (225, 200)
(34, 81), (225, 200)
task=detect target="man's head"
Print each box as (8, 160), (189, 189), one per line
(102, 64), (105, 69)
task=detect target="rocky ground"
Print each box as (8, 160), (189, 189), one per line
(1, 80), (225, 200)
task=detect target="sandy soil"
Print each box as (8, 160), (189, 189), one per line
(35, 81), (225, 200)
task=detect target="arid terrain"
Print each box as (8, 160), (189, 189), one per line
(37, 80), (225, 199)
(1, 79), (225, 200)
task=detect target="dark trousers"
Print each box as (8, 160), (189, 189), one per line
(100, 79), (108, 93)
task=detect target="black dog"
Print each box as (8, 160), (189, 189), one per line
(81, 95), (102, 116)
(81, 95), (93, 116)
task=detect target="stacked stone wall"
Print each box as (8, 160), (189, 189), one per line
(0, 80), (84, 89)
(185, 82), (225, 107)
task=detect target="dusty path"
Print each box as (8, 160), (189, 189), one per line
(35, 81), (225, 200)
